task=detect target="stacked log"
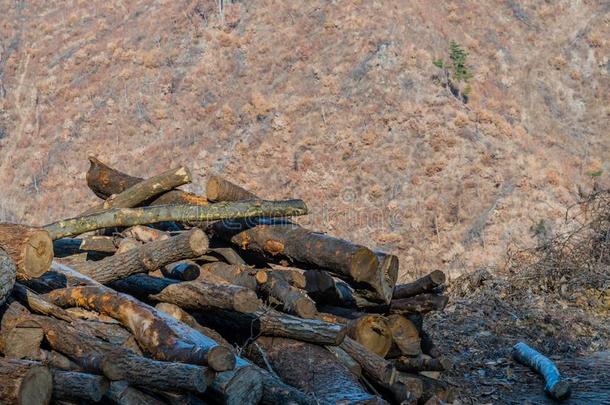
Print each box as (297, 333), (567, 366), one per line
(0, 158), (453, 404)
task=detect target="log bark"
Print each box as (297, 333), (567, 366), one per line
(245, 336), (386, 404)
(52, 370), (109, 402)
(0, 248), (16, 305)
(267, 265), (306, 289)
(195, 308), (347, 346)
(257, 367), (317, 405)
(105, 380), (165, 405)
(87, 156), (208, 206)
(45, 200), (308, 239)
(206, 175), (257, 202)
(73, 229), (208, 283)
(208, 247), (246, 265)
(208, 357), (263, 405)
(43, 285), (235, 371)
(0, 358), (52, 405)
(304, 269), (378, 308)
(79, 235), (118, 253)
(386, 314), (422, 357)
(340, 337), (396, 387)
(151, 279), (261, 313)
(388, 294), (448, 315)
(212, 219), (392, 303)
(512, 341), (571, 400)
(200, 262), (266, 291)
(163, 260), (201, 281)
(392, 355), (450, 372)
(83, 165), (192, 215)
(393, 271), (446, 299)
(326, 345), (362, 376)
(109, 273), (177, 300)
(0, 224), (52, 280)
(258, 272), (316, 319)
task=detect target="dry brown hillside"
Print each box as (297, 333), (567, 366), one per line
(0, 0), (609, 281)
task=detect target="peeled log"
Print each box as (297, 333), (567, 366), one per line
(206, 175), (257, 202)
(44, 285), (235, 371)
(245, 336), (386, 404)
(44, 200), (308, 240)
(0, 358), (52, 405)
(0, 248), (16, 306)
(151, 279), (261, 313)
(73, 229), (208, 283)
(0, 224), (52, 280)
(52, 370), (109, 402)
(393, 271), (446, 299)
(87, 156), (208, 206)
(212, 218), (392, 303)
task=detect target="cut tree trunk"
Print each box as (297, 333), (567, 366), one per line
(340, 337), (397, 387)
(87, 156), (208, 206)
(208, 246), (247, 265)
(245, 336), (386, 404)
(200, 262), (266, 291)
(194, 308), (347, 346)
(105, 381), (165, 405)
(43, 285), (235, 371)
(268, 265), (306, 289)
(163, 260), (201, 281)
(73, 229), (208, 283)
(387, 294), (449, 315)
(393, 271), (446, 299)
(304, 269), (379, 308)
(212, 218), (393, 303)
(206, 175), (258, 202)
(52, 370), (109, 402)
(386, 314), (422, 357)
(346, 314), (392, 357)
(151, 279), (261, 313)
(257, 367), (317, 405)
(392, 355), (450, 372)
(0, 358), (52, 405)
(0, 224), (52, 280)
(208, 357), (263, 405)
(45, 199), (308, 239)
(0, 248), (16, 305)
(258, 271), (316, 318)
(82, 165), (192, 215)
(109, 273), (177, 300)
(326, 345), (362, 376)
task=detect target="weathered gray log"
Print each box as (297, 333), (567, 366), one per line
(393, 271), (446, 299)
(245, 336), (386, 404)
(195, 308), (347, 345)
(87, 156), (209, 206)
(0, 358), (52, 405)
(340, 337), (396, 387)
(83, 165), (192, 215)
(43, 285), (235, 371)
(44, 200), (308, 239)
(212, 218), (393, 303)
(52, 370), (109, 402)
(206, 175), (258, 202)
(512, 341), (571, 400)
(73, 229), (208, 283)
(105, 381), (165, 405)
(208, 357), (263, 405)
(326, 345), (362, 376)
(257, 367), (317, 405)
(163, 260), (201, 281)
(0, 224), (52, 280)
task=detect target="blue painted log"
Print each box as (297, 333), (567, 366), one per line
(512, 342), (571, 400)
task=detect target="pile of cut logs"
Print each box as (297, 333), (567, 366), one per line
(0, 157), (452, 404)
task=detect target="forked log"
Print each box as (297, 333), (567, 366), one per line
(0, 224), (52, 280)
(87, 156), (208, 206)
(385, 294), (449, 315)
(43, 285), (235, 371)
(52, 370), (109, 402)
(82, 166), (192, 215)
(163, 260), (201, 281)
(151, 279), (261, 313)
(392, 355), (450, 372)
(0, 248), (16, 305)
(386, 314), (422, 357)
(245, 336), (386, 404)
(105, 381), (165, 405)
(73, 229), (208, 283)
(208, 357), (263, 405)
(258, 272), (316, 318)
(512, 341), (571, 400)
(212, 218), (393, 303)
(0, 358), (52, 405)
(340, 337), (396, 387)
(393, 270), (446, 299)
(44, 199), (308, 239)
(194, 308), (347, 345)
(206, 175), (257, 202)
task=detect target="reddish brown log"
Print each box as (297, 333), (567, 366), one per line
(245, 336), (386, 404)
(0, 224), (52, 280)
(73, 229), (208, 283)
(206, 175), (257, 202)
(87, 156), (209, 206)
(0, 358), (52, 405)
(393, 270), (446, 299)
